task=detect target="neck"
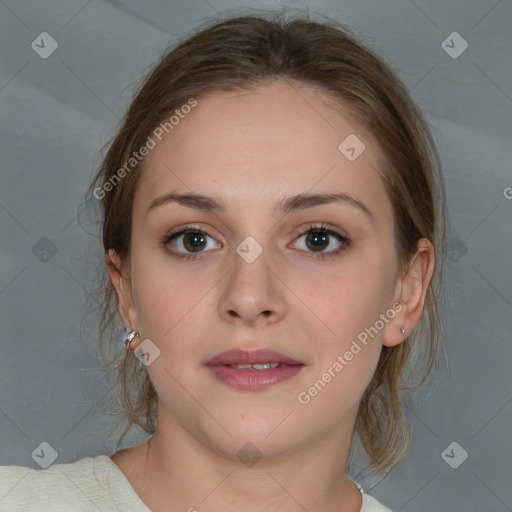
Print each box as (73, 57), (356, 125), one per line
(128, 407), (363, 512)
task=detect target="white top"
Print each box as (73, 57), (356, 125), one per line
(0, 455), (394, 511)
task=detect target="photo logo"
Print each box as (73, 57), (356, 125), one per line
(441, 32), (468, 59)
(444, 236), (467, 263)
(236, 236), (263, 264)
(31, 441), (58, 469)
(236, 442), (262, 468)
(32, 237), (58, 263)
(338, 134), (365, 161)
(31, 32), (58, 59)
(134, 338), (161, 366)
(441, 441), (468, 469)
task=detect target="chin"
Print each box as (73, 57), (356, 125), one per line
(196, 411), (304, 462)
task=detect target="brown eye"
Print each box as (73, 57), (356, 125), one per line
(305, 231), (330, 252)
(182, 232), (207, 252)
(292, 224), (350, 258)
(163, 227), (221, 257)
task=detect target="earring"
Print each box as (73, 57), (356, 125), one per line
(400, 328), (406, 335)
(124, 330), (140, 349)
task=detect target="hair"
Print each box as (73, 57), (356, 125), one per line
(90, 11), (446, 475)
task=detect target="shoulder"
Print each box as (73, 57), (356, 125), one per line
(0, 454), (146, 511)
(0, 456), (87, 510)
(0, 456), (103, 511)
(361, 493), (395, 512)
(351, 479), (394, 512)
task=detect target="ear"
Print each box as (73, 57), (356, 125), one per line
(106, 249), (141, 345)
(383, 238), (436, 348)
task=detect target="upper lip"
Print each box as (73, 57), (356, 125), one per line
(205, 349), (304, 366)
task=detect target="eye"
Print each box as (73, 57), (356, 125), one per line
(163, 225), (221, 257)
(292, 223), (350, 258)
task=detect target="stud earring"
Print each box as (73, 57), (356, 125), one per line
(400, 328), (406, 335)
(124, 330), (140, 349)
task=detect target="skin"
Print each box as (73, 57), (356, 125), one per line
(107, 79), (435, 512)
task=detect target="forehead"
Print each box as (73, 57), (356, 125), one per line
(135, 79), (389, 220)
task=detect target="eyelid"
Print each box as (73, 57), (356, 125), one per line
(162, 224), (222, 257)
(290, 223), (350, 258)
(162, 223), (350, 259)
(293, 222), (348, 240)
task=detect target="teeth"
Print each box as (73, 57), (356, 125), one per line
(252, 363), (279, 370)
(228, 363), (281, 370)
(229, 364), (253, 370)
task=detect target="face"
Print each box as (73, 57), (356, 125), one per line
(116, 80), (406, 459)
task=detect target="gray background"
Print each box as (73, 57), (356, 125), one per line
(1, 0), (511, 510)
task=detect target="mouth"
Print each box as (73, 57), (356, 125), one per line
(205, 348), (305, 391)
(205, 348), (304, 366)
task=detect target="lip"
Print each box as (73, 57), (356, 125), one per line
(205, 348), (304, 366)
(205, 349), (305, 391)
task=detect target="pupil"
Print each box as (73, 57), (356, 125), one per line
(184, 233), (205, 252)
(307, 232), (328, 251)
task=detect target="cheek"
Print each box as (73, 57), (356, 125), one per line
(297, 347), (380, 419)
(129, 245), (180, 334)
(293, 252), (394, 339)
(290, 251), (396, 406)
(293, 265), (387, 410)
(129, 248), (219, 358)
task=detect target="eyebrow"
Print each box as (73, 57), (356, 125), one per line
(146, 191), (374, 221)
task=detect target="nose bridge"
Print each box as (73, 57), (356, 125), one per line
(217, 235), (284, 323)
(230, 236), (271, 301)
(232, 242), (270, 294)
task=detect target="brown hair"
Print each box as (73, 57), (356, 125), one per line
(90, 12), (445, 475)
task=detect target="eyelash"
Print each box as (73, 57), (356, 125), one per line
(295, 223), (350, 259)
(162, 223), (350, 261)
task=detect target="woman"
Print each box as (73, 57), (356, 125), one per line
(0, 12), (445, 512)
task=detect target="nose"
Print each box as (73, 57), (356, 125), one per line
(217, 244), (287, 327)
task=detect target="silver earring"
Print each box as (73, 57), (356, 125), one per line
(124, 330), (140, 349)
(400, 328), (406, 335)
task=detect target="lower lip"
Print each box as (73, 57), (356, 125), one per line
(206, 364), (304, 391)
